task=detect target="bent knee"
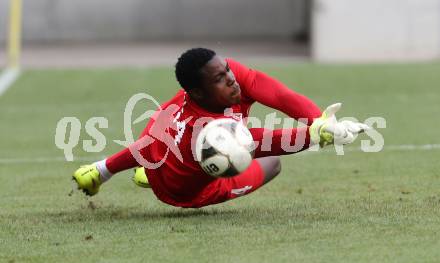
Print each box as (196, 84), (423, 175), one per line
(258, 156), (282, 184)
(273, 156), (282, 176)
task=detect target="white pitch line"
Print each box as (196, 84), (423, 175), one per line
(350, 143), (439, 152)
(0, 144), (439, 164)
(303, 143), (440, 155)
(385, 144), (440, 151)
(0, 67), (20, 96)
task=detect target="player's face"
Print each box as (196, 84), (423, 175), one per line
(199, 56), (241, 112)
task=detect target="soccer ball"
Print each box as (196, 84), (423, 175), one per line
(195, 118), (255, 178)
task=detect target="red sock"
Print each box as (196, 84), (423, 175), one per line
(105, 147), (140, 174)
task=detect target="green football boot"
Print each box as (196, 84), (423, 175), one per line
(72, 164), (102, 196)
(132, 167), (151, 188)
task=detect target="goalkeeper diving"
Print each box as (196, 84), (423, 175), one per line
(72, 48), (369, 208)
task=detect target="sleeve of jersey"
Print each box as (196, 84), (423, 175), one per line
(227, 58), (321, 126)
(249, 127), (311, 158)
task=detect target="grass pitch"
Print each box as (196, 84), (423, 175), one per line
(0, 62), (439, 262)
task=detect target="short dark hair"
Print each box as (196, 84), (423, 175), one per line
(175, 47), (216, 91)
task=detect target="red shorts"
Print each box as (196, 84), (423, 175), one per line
(149, 160), (265, 208)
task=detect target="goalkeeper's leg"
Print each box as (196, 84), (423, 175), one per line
(257, 156), (282, 184)
(184, 157), (280, 208)
(72, 148), (142, 196)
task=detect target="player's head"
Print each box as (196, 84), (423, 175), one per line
(175, 48), (241, 113)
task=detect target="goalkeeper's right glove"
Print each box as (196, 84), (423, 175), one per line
(309, 103), (369, 147)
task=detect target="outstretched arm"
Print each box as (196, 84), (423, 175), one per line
(227, 58), (321, 125)
(250, 126), (311, 158)
(249, 71), (321, 125)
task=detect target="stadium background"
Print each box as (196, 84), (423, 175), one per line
(0, 0), (440, 262)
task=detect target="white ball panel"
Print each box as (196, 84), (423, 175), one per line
(228, 146), (253, 173)
(234, 122), (254, 150)
(205, 127), (238, 155)
(195, 118), (255, 178)
(194, 118), (236, 161)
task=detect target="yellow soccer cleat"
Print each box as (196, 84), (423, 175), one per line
(72, 164), (102, 196)
(132, 167), (151, 188)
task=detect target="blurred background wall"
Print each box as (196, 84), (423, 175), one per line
(313, 0), (440, 61)
(1, 0), (440, 62)
(0, 0), (308, 43)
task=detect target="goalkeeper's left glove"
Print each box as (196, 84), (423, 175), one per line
(310, 103), (370, 147)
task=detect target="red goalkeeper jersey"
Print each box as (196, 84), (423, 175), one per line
(127, 58), (321, 207)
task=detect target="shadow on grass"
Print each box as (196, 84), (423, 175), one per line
(33, 205), (240, 224)
(13, 195), (429, 225)
(17, 200), (350, 226)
